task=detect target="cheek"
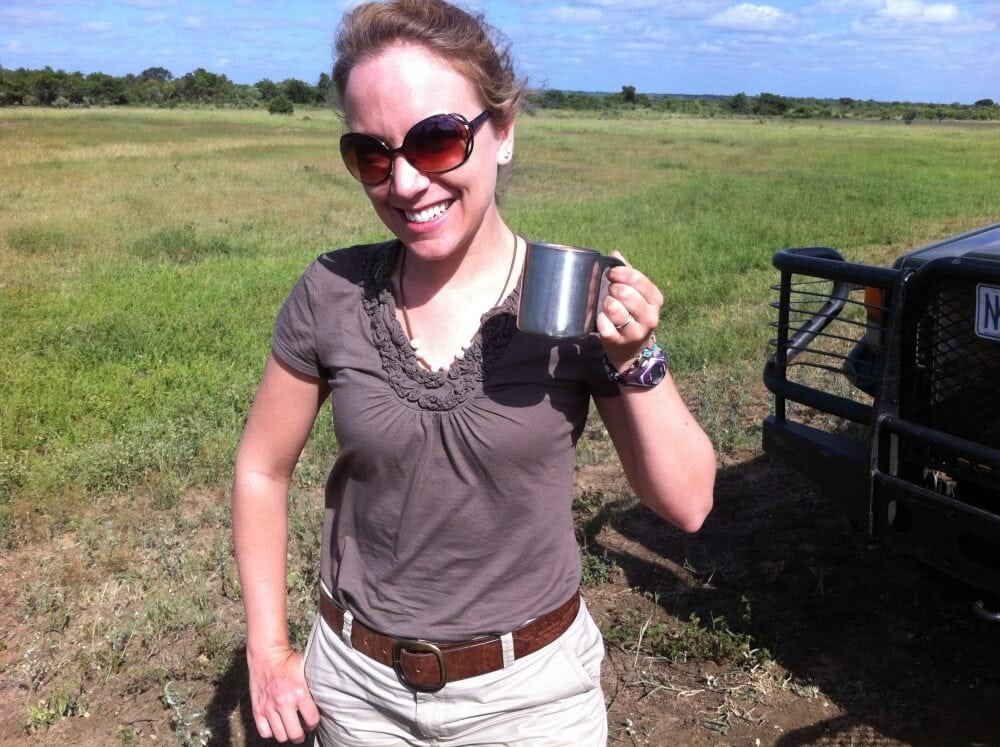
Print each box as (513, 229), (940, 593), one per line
(363, 191), (401, 228)
(463, 151), (500, 197)
(362, 186), (392, 211)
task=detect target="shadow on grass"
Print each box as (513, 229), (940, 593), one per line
(585, 454), (1000, 746)
(205, 648), (316, 747)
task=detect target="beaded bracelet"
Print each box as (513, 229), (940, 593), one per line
(605, 334), (669, 388)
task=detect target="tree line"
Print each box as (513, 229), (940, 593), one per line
(2, 66), (997, 122)
(535, 86), (1000, 122)
(0, 65), (331, 111)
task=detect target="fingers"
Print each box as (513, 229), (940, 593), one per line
(255, 690), (316, 743)
(255, 715), (274, 741)
(598, 251), (665, 371)
(253, 700), (295, 743)
(299, 695), (322, 734)
(610, 249), (631, 267)
(597, 294), (644, 339)
(606, 259), (664, 311)
(602, 265), (663, 339)
(249, 650), (320, 743)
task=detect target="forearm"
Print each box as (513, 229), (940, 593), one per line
(230, 355), (327, 741)
(598, 375), (716, 532)
(232, 470), (293, 657)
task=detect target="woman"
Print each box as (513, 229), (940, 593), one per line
(232, 1), (716, 744)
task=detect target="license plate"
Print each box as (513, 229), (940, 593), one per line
(977, 283), (1000, 340)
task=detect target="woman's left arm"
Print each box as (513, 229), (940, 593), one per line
(593, 252), (716, 533)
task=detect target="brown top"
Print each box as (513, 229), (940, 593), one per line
(273, 240), (617, 640)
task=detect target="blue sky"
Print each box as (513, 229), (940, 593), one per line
(2, 0), (998, 103)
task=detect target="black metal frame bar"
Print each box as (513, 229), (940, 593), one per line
(764, 246), (899, 425)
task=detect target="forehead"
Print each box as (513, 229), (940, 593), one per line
(343, 42), (482, 132)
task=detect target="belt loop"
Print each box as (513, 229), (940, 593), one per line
(500, 632), (515, 668)
(341, 609), (355, 649)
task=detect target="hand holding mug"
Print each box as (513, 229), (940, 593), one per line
(595, 251), (664, 372)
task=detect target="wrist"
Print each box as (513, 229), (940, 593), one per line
(605, 334), (669, 388)
(246, 637), (296, 665)
(244, 613), (292, 660)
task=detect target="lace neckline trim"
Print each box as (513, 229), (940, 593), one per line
(359, 241), (520, 411)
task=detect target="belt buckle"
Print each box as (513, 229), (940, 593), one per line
(392, 639), (448, 692)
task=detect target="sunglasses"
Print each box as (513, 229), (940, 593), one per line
(340, 111), (492, 186)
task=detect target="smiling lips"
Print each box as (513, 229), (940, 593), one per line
(405, 200), (452, 224)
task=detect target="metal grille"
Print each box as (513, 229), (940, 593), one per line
(772, 278), (870, 374)
(768, 275), (879, 424)
(908, 277), (1000, 446)
(901, 277), (1000, 509)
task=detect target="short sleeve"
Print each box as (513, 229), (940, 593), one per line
(271, 263), (329, 380)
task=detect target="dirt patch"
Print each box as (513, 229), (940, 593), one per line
(591, 453), (1000, 746)
(2, 454), (1000, 745)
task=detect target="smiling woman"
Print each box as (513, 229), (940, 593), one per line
(230, 1), (715, 744)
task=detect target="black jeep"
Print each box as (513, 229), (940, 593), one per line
(763, 222), (1000, 611)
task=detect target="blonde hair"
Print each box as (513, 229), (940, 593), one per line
(332, 0), (524, 130)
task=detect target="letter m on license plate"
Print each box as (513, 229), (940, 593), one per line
(977, 283), (1000, 340)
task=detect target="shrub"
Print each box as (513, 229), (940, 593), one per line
(268, 95), (294, 115)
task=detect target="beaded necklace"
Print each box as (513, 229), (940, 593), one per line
(398, 232), (519, 369)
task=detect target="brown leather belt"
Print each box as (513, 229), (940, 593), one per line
(319, 590), (580, 692)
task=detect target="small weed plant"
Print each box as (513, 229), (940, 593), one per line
(2, 108), (998, 743)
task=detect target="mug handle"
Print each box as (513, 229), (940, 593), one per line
(593, 254), (626, 331)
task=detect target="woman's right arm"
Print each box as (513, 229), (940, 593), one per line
(232, 354), (330, 743)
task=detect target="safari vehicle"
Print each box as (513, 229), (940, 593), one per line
(762, 222), (1000, 616)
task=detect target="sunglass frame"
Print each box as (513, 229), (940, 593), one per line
(340, 110), (492, 186)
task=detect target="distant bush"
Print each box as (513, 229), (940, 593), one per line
(1, 64), (996, 122)
(268, 95), (294, 115)
(523, 87), (1000, 122)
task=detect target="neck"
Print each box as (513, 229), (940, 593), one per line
(396, 227), (521, 370)
(403, 210), (511, 285)
(400, 227), (518, 301)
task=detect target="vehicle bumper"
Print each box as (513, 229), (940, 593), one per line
(762, 415), (869, 530)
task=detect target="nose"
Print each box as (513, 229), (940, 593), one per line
(388, 153), (429, 198)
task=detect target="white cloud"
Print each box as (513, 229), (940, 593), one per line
(0, 8), (69, 27)
(122, 0), (178, 8)
(82, 20), (113, 32)
(695, 41), (726, 54)
(531, 6), (603, 24)
(809, 0), (880, 12)
(573, 0), (662, 8)
(845, 0), (989, 39)
(708, 3), (792, 31)
(879, 0), (959, 23)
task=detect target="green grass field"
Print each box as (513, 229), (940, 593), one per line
(1, 107), (999, 742)
(3, 107), (998, 522)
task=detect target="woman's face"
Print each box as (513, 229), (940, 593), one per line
(342, 43), (514, 262)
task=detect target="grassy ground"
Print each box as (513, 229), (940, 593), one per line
(2, 107), (999, 744)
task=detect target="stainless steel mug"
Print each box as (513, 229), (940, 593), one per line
(517, 242), (625, 338)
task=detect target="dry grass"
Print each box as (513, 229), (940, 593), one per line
(3, 108), (1000, 744)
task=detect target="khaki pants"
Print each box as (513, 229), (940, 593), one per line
(304, 595), (608, 746)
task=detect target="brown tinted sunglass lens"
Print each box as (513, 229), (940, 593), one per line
(341, 135), (392, 185)
(339, 113), (483, 185)
(404, 116), (471, 172)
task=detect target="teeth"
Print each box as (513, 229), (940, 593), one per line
(405, 202), (450, 223)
